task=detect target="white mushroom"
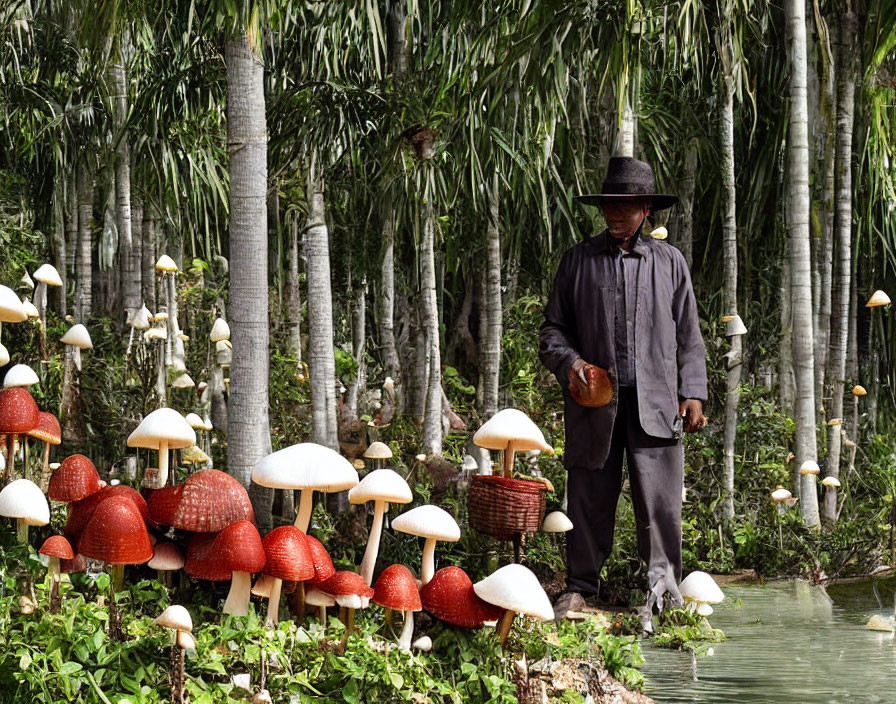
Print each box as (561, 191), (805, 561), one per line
(799, 460), (820, 476)
(473, 563), (553, 645)
(723, 314), (747, 336)
(866, 290), (891, 307)
(541, 511), (573, 533)
(3, 364), (39, 389)
(678, 571), (725, 616)
(0, 478), (50, 542)
(473, 408), (554, 478)
(60, 324), (93, 372)
(348, 469), (413, 585)
(156, 604), (193, 632)
(127, 408), (197, 487)
(0, 285), (27, 341)
(210, 318), (230, 343)
(306, 588), (336, 625)
(391, 505), (460, 585)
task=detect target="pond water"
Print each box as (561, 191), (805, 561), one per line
(640, 577), (896, 703)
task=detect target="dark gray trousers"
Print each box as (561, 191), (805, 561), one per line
(566, 387), (684, 602)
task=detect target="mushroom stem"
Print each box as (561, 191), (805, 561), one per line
(40, 443), (51, 491)
(72, 345), (82, 372)
(495, 609), (517, 646)
(36, 282), (48, 361)
(171, 640), (185, 703)
(266, 577), (283, 627)
(397, 609), (414, 652)
(48, 556), (61, 614)
(109, 564), (125, 641)
(157, 439), (170, 488)
(420, 537), (437, 585)
(17, 518), (29, 544)
(5, 434), (15, 479)
(318, 604), (328, 626)
(338, 608), (355, 654)
(223, 571), (252, 617)
(359, 500), (387, 585)
(502, 440), (515, 478)
(294, 489), (314, 532)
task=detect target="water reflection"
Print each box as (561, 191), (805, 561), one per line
(641, 579), (896, 703)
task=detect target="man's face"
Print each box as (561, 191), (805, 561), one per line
(600, 198), (651, 240)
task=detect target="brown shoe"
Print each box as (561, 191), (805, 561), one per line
(553, 591), (587, 620)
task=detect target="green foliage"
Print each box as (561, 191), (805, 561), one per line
(651, 609), (726, 655)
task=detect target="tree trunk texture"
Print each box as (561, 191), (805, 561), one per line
(111, 33), (140, 323)
(480, 176), (502, 421)
(616, 91), (636, 157)
(285, 217), (303, 362)
(142, 213), (157, 312)
(670, 140), (697, 269)
(823, 7), (857, 525)
(305, 166), (339, 452)
(131, 196), (143, 310)
(719, 45), (739, 523)
(65, 172), (78, 280)
(785, 0), (820, 528)
(421, 198), (443, 456)
(52, 184), (67, 319)
(225, 35), (273, 531)
(346, 280), (367, 414)
(75, 162), (94, 321)
(379, 208), (401, 389)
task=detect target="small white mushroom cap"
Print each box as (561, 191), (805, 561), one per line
(724, 314), (747, 336)
(127, 408), (197, 450)
(349, 469), (412, 505)
(0, 479), (50, 526)
(771, 486), (792, 502)
(60, 324), (93, 349)
(821, 476), (841, 488)
(153, 312), (169, 323)
(473, 564), (554, 622)
(130, 305), (153, 330)
(412, 635), (432, 652)
(33, 264), (62, 287)
(148, 542), (185, 571)
(210, 318), (230, 342)
(21, 299), (38, 319)
(462, 455), (479, 471)
(155, 255), (178, 273)
(305, 588), (336, 608)
(852, 385), (868, 396)
(20, 271), (34, 290)
(156, 604), (193, 632)
(0, 343), (9, 366)
(251, 443), (358, 491)
(0, 285), (27, 323)
(679, 571), (725, 607)
(177, 630), (196, 651)
(335, 593), (369, 609)
(542, 511), (573, 533)
(184, 413), (205, 429)
(362, 441), (393, 460)
(650, 226), (668, 240)
(144, 325), (167, 341)
(866, 290), (891, 307)
(202, 416), (214, 431)
(171, 373), (195, 389)
(3, 364), (39, 388)
(696, 602), (715, 616)
(392, 505), (460, 542)
(826, 418), (842, 426)
(799, 460), (820, 476)
(867, 614), (895, 632)
(473, 408), (553, 454)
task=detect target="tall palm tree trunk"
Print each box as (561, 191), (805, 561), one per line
(823, 7), (857, 525)
(346, 280), (367, 414)
(75, 161), (94, 320)
(52, 183), (67, 320)
(142, 210), (156, 311)
(421, 197), (443, 455)
(379, 209), (400, 388)
(480, 174), (502, 420)
(225, 34), (273, 531)
(285, 217), (302, 361)
(785, 0), (820, 527)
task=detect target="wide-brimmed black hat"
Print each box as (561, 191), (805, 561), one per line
(575, 156), (678, 211)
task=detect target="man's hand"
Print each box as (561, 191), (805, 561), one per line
(570, 358), (588, 384)
(679, 399), (708, 433)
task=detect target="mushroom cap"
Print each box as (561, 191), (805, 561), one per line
(156, 604), (193, 632)
(216, 339), (232, 351)
(127, 408), (197, 451)
(412, 636), (432, 652)
(48, 454), (102, 502)
(0, 343), (9, 367)
(181, 445), (211, 465)
(852, 385), (867, 396)
(155, 254), (178, 273)
(65, 485), (151, 545)
(60, 324), (93, 349)
(262, 526), (315, 582)
(0, 285), (27, 323)
(171, 373), (195, 389)
(251, 573), (276, 598)
(148, 469), (254, 532)
(130, 305), (152, 330)
(679, 571), (725, 605)
(33, 264), (62, 287)
(421, 566), (505, 627)
(316, 571), (375, 600)
(27, 411), (61, 445)
(473, 408), (554, 454)
(771, 486), (793, 502)
(821, 476), (841, 488)
(20, 271), (34, 290)
(866, 290), (891, 307)
(144, 326), (167, 341)
(77, 496), (153, 565)
(39, 535), (75, 560)
(650, 226), (668, 240)
(362, 441), (393, 460)
(210, 318), (230, 342)
(185, 520), (265, 581)
(0, 478), (50, 526)
(0, 387), (40, 434)
(251, 442), (359, 492)
(724, 314), (748, 336)
(21, 299), (39, 319)
(473, 564), (554, 622)
(348, 469), (413, 506)
(184, 413), (205, 429)
(148, 542), (186, 571)
(305, 587), (336, 608)
(177, 630), (196, 651)
(542, 511), (574, 533)
(372, 564), (422, 612)
(306, 535), (336, 583)
(60, 554), (87, 574)
(153, 312), (169, 322)
(391, 505), (460, 542)
(799, 460), (821, 476)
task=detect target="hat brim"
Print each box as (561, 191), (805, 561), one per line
(575, 193), (679, 211)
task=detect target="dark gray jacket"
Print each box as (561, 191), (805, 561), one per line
(539, 230), (707, 470)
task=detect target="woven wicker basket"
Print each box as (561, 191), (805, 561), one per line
(468, 474), (547, 541)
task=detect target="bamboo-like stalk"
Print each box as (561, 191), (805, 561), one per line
(495, 609), (516, 646)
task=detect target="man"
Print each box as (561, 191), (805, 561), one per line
(539, 156), (708, 630)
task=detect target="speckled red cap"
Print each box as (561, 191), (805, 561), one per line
(39, 535), (75, 560)
(373, 564), (421, 612)
(316, 570), (375, 599)
(65, 485), (150, 545)
(48, 454), (102, 503)
(77, 497), (153, 565)
(421, 566), (503, 627)
(262, 526), (315, 582)
(148, 469), (254, 532)
(306, 535), (336, 583)
(186, 520), (266, 581)
(0, 388), (39, 435)
(27, 412), (61, 445)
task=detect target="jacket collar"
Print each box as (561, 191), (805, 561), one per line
(587, 226), (653, 258)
